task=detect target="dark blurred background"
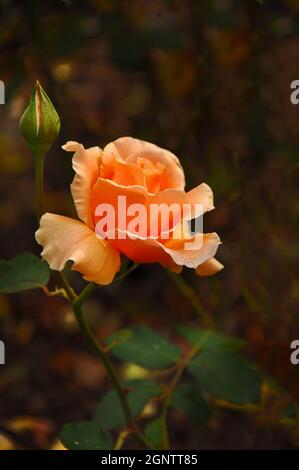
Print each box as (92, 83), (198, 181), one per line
(0, 0), (299, 450)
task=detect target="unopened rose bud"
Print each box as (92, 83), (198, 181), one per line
(20, 81), (61, 156)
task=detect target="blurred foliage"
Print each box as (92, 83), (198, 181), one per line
(0, 0), (299, 450)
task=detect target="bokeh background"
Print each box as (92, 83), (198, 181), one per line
(0, 0), (299, 449)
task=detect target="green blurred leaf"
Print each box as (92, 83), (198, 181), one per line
(0, 253), (50, 293)
(172, 384), (212, 424)
(178, 325), (245, 351)
(60, 421), (112, 450)
(93, 380), (161, 429)
(144, 419), (163, 449)
(188, 351), (261, 405)
(106, 329), (132, 348)
(107, 326), (181, 369)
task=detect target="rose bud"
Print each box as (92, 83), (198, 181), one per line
(20, 80), (61, 156)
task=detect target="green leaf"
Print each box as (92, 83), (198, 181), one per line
(172, 384), (212, 424)
(178, 324), (245, 351)
(107, 326), (181, 369)
(93, 380), (161, 429)
(105, 329), (132, 349)
(188, 351), (261, 405)
(0, 253), (50, 293)
(60, 421), (112, 450)
(144, 419), (164, 449)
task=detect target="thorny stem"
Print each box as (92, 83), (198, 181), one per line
(160, 346), (200, 449)
(167, 270), (215, 328)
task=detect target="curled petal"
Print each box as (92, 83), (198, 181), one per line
(163, 232), (221, 269)
(62, 141), (102, 228)
(149, 183), (214, 232)
(108, 228), (175, 266)
(187, 183), (214, 218)
(35, 213), (120, 285)
(101, 137), (185, 192)
(100, 141), (145, 187)
(106, 225), (220, 274)
(196, 257), (224, 277)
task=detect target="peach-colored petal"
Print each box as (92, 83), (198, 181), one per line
(108, 229), (174, 265)
(104, 223), (220, 274)
(187, 183), (214, 218)
(196, 257), (224, 277)
(133, 147), (184, 193)
(163, 232), (221, 269)
(101, 137), (185, 192)
(91, 179), (184, 238)
(149, 184), (214, 233)
(35, 213), (120, 285)
(91, 178), (214, 239)
(62, 141), (102, 228)
(100, 141), (145, 187)
(91, 178), (183, 236)
(91, 178), (148, 236)
(107, 229), (182, 273)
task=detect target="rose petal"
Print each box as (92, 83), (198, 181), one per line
(163, 232), (221, 269)
(106, 228), (169, 262)
(62, 141), (102, 228)
(35, 213), (120, 285)
(101, 137), (185, 192)
(105, 224), (220, 274)
(187, 183), (214, 218)
(92, 179), (185, 238)
(196, 257), (224, 277)
(91, 178), (214, 239)
(100, 141), (145, 187)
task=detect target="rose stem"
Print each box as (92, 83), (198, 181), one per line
(167, 270), (215, 328)
(34, 152), (44, 223)
(72, 282), (149, 448)
(160, 345), (200, 449)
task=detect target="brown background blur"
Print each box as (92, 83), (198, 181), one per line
(0, 0), (299, 449)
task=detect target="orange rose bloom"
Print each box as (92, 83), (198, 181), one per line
(35, 137), (223, 285)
